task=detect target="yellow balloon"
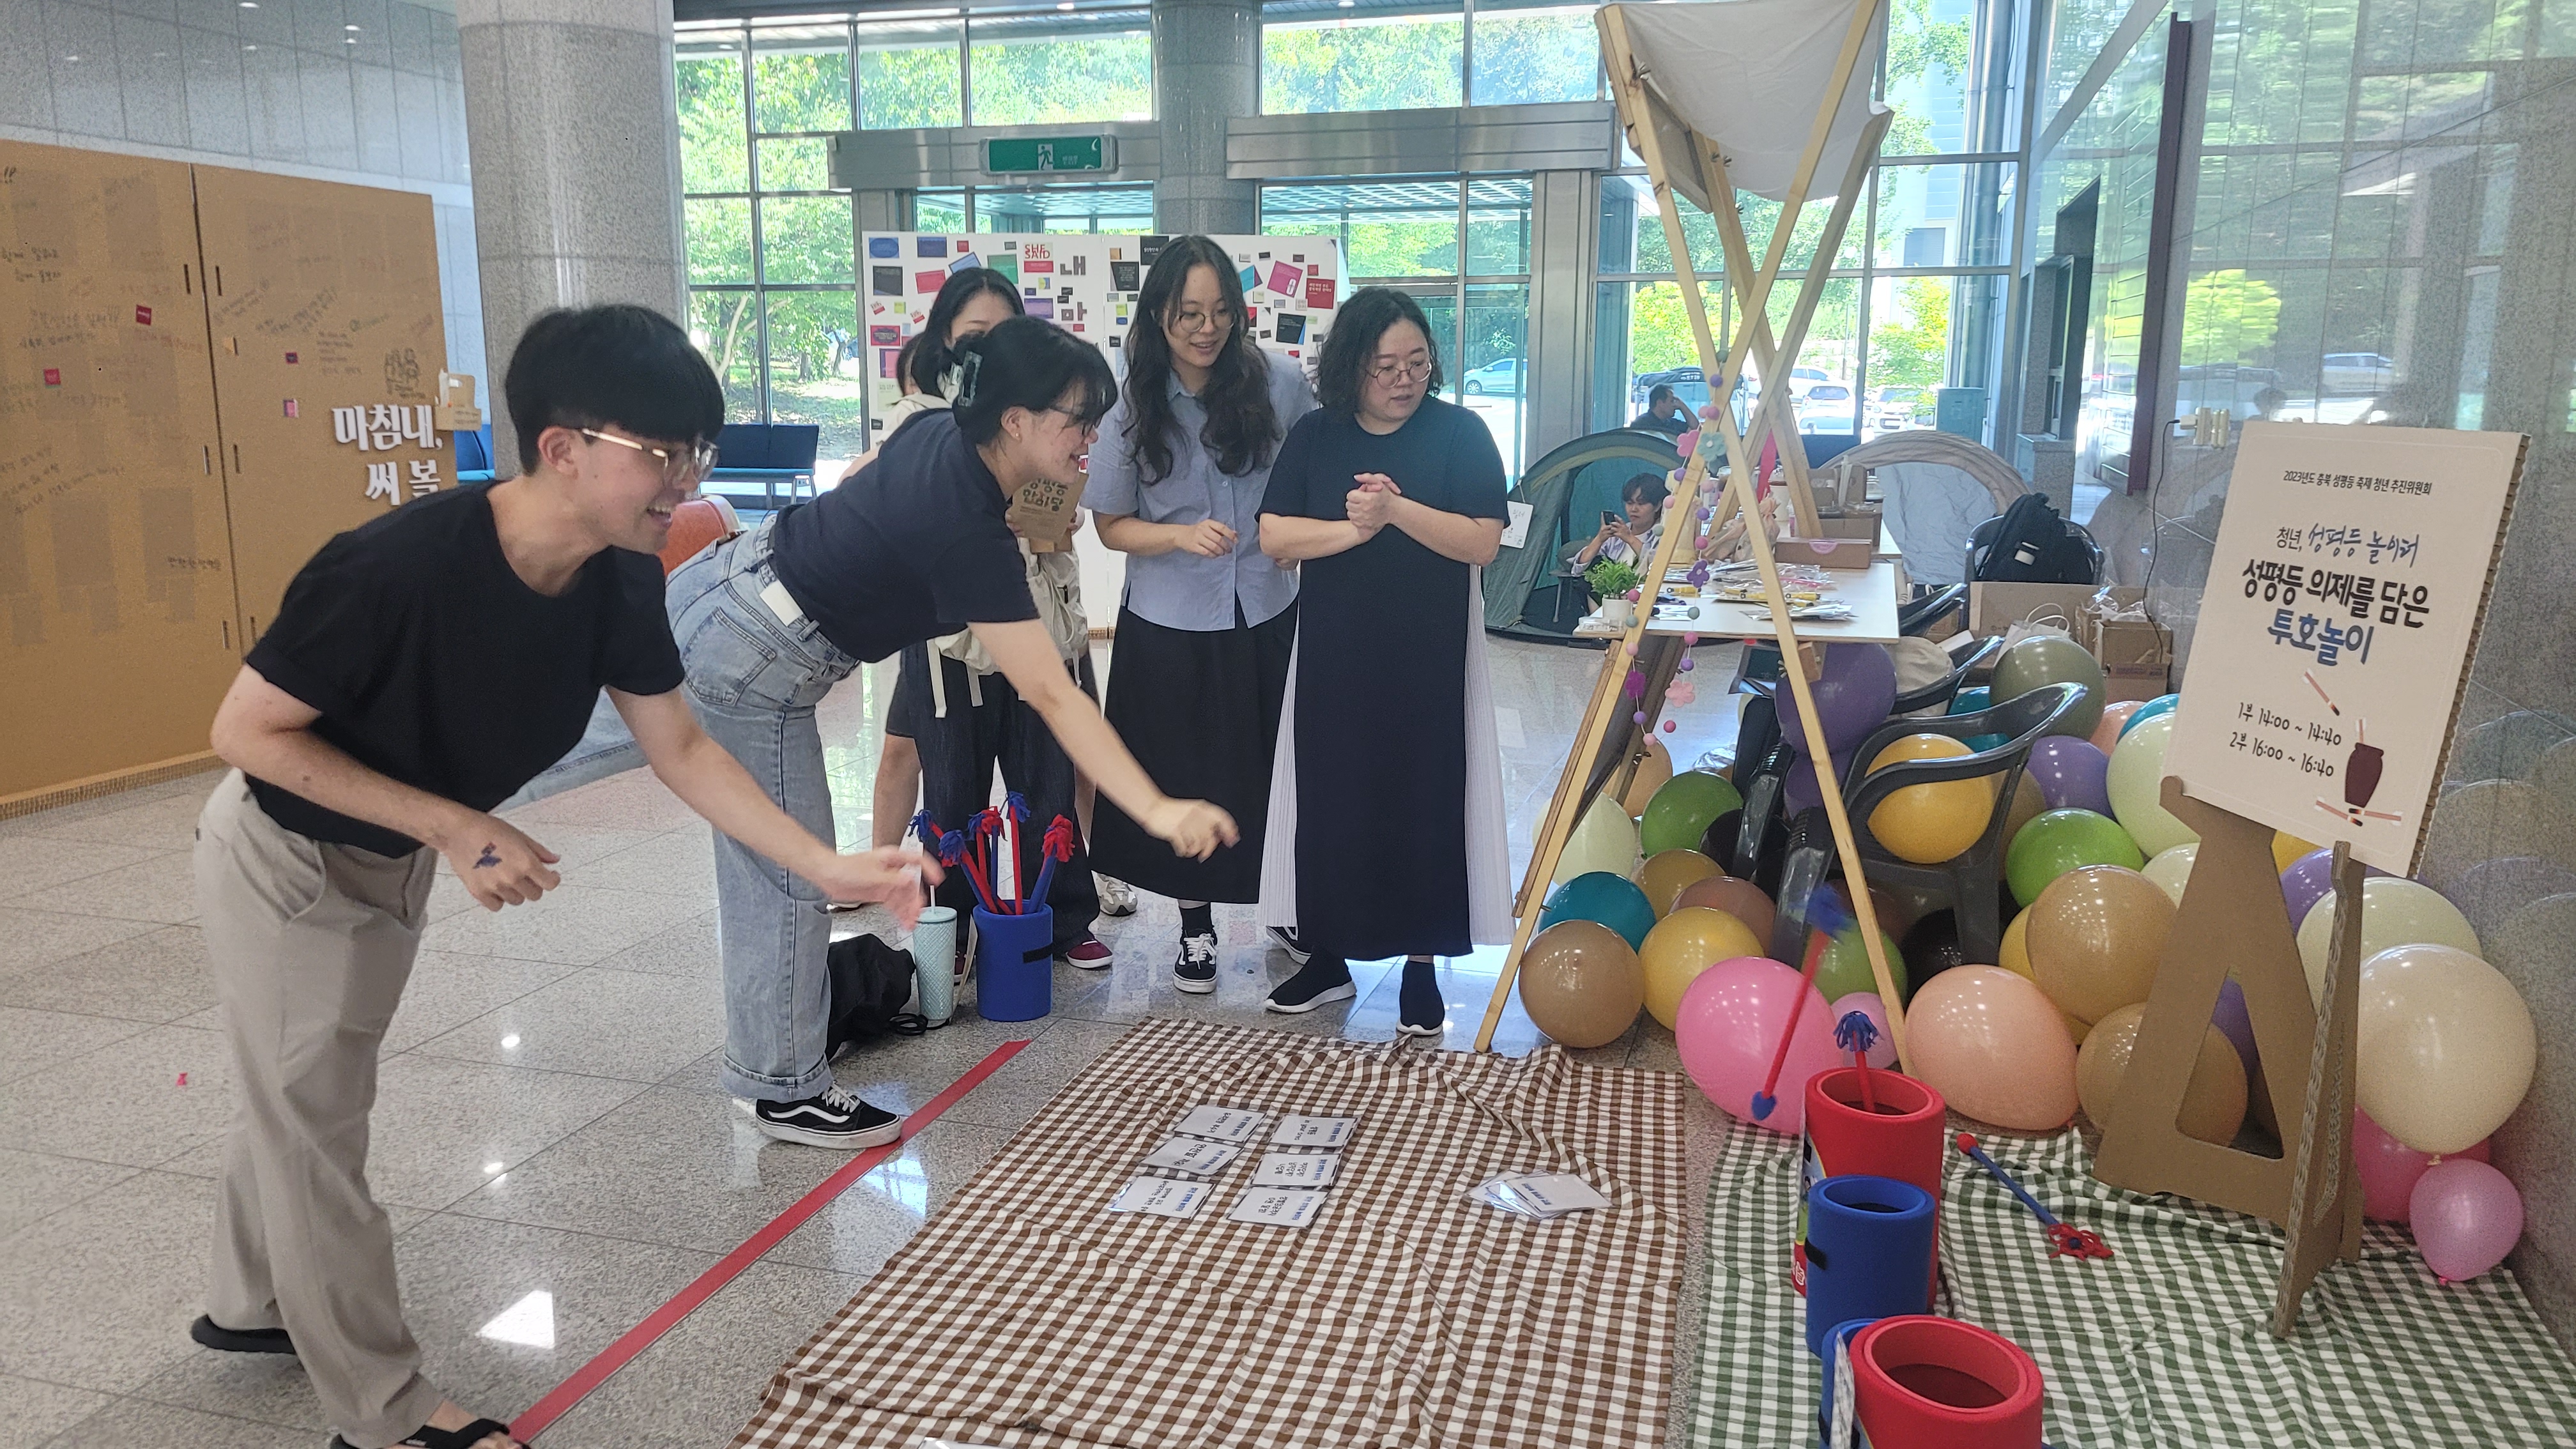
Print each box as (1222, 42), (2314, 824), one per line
(1998, 908), (2033, 979)
(2141, 843), (2198, 905)
(2295, 877), (2480, 1006)
(2356, 943), (2536, 1154)
(2271, 832), (2319, 874)
(1554, 793), (1641, 887)
(1634, 848), (1722, 917)
(2075, 1003), (2248, 1144)
(1865, 733), (1997, 864)
(2104, 713), (2198, 857)
(1639, 906), (1764, 1028)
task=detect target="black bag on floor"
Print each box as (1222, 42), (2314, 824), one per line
(1975, 493), (2093, 583)
(825, 934), (928, 1059)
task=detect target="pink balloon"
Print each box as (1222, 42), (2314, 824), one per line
(2411, 1158), (2523, 1283)
(1827, 992), (1899, 1068)
(2355, 1109), (2492, 1223)
(1676, 956), (1839, 1135)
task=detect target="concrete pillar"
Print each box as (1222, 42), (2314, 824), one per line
(1153, 0), (1259, 236)
(456, 0), (689, 471)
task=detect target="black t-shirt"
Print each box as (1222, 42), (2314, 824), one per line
(245, 486), (686, 856)
(767, 409), (1037, 663)
(1629, 409), (1689, 436)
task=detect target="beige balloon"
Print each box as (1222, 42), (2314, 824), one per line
(1518, 921), (1646, 1048)
(2002, 771), (2047, 842)
(2356, 942), (2536, 1154)
(1554, 793), (1642, 887)
(2141, 843), (2198, 905)
(1620, 740), (1676, 818)
(2295, 877), (2480, 1006)
(2027, 865), (2174, 1024)
(1635, 848), (1722, 917)
(2074, 1003), (2247, 1144)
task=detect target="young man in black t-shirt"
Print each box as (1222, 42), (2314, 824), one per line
(187, 306), (933, 1449)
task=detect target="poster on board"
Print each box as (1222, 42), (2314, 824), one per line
(2163, 421), (2526, 875)
(856, 233), (1344, 441)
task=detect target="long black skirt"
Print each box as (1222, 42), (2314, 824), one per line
(1088, 602), (1295, 902)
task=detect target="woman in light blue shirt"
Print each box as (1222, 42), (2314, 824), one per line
(1085, 235), (1317, 994)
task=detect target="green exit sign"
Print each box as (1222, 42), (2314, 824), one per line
(983, 135), (1114, 174)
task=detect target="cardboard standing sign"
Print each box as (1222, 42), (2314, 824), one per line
(2096, 422), (2526, 1334)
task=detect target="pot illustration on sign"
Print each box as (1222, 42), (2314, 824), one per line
(2305, 674), (2401, 827)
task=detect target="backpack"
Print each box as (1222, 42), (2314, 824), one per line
(825, 934), (929, 1059)
(1975, 493), (2094, 583)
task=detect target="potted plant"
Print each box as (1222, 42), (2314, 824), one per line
(1585, 558), (1643, 627)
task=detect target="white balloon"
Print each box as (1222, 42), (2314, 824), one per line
(2356, 943), (2536, 1155)
(2296, 876), (2481, 1006)
(2105, 714), (2199, 857)
(1554, 792), (1642, 887)
(2141, 843), (2198, 904)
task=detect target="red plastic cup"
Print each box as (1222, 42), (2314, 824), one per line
(1794, 1067), (1946, 1298)
(1851, 1315), (2044, 1449)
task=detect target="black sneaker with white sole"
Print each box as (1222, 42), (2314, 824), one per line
(1399, 961), (1445, 1038)
(1264, 925), (1312, 965)
(190, 1315), (295, 1356)
(1265, 956), (1355, 1013)
(750, 1085), (903, 1148)
(1173, 931), (1218, 994)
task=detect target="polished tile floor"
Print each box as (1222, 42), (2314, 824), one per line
(0, 636), (1739, 1448)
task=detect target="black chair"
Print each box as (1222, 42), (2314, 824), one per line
(1765, 681), (2083, 967)
(1897, 583), (1967, 637)
(1965, 514), (2105, 585)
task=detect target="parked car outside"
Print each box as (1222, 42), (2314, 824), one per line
(2321, 352), (2397, 394)
(1798, 383), (1857, 433)
(1462, 358), (1522, 395)
(1871, 385), (1930, 431)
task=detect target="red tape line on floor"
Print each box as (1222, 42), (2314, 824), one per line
(511, 1038), (1032, 1443)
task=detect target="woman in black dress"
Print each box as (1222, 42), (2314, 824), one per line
(1255, 288), (1514, 1036)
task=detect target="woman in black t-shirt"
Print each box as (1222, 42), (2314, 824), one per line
(667, 317), (1234, 1149)
(1255, 288), (1514, 1039)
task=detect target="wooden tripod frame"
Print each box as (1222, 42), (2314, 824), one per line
(1476, 0), (1908, 1062)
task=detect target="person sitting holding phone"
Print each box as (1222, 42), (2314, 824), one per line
(1567, 471), (1670, 571)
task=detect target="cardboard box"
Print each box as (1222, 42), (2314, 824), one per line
(1776, 535), (1874, 570)
(2097, 615), (2172, 702)
(1008, 473), (1082, 550)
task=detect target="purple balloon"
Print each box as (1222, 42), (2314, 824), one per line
(1775, 643), (1897, 758)
(1784, 750), (1855, 815)
(2279, 847), (2390, 930)
(2211, 976), (2258, 1077)
(2411, 1158), (2524, 1283)
(2024, 736), (2112, 816)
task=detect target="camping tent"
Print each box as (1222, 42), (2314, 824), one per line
(1483, 427), (1685, 643)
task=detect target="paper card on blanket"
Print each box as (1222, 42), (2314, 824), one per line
(1252, 1152), (1340, 1188)
(1228, 1188), (1328, 1228)
(1270, 1113), (1356, 1147)
(1142, 1138), (1241, 1176)
(1107, 1176), (1211, 1218)
(1174, 1104), (1266, 1142)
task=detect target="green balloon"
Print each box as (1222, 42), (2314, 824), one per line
(2005, 807), (2145, 905)
(1538, 871), (1659, 950)
(1813, 924), (1909, 1004)
(1640, 770), (1744, 856)
(1989, 635), (2106, 739)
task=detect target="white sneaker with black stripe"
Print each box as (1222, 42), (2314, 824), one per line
(746, 1085), (903, 1148)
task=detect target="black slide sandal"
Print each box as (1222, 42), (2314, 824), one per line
(330, 1417), (516, 1449)
(188, 1315), (296, 1356)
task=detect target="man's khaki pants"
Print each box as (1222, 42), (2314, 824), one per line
(194, 770), (444, 1448)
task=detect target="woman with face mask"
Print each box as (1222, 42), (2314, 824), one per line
(1254, 288), (1513, 1038)
(1085, 236), (1318, 994)
(670, 315), (1234, 1148)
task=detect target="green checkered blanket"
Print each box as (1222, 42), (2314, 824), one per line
(1689, 1117), (2576, 1446)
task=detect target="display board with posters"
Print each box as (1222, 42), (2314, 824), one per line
(2163, 421), (2526, 875)
(858, 231), (1344, 443)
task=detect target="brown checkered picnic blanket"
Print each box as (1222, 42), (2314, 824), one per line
(733, 1018), (1690, 1448)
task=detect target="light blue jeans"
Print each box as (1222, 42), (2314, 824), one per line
(665, 519), (860, 1103)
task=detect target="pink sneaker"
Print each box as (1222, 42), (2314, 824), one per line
(1061, 933), (1116, 970)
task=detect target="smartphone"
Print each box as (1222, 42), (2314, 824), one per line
(1601, 510), (1623, 530)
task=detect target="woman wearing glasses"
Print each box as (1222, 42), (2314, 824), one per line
(668, 316), (1236, 1148)
(1085, 236), (1317, 993)
(1255, 287), (1512, 1036)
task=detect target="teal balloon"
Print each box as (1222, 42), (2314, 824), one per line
(1989, 635), (2106, 739)
(1640, 771), (1744, 857)
(1539, 871), (1659, 950)
(2122, 693), (2180, 737)
(1948, 686), (1991, 716)
(2005, 808), (2146, 905)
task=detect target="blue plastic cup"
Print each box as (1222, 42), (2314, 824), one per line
(911, 906), (957, 1023)
(1802, 1174), (1937, 1358)
(972, 905), (1054, 1022)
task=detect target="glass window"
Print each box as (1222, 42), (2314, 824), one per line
(1262, 0), (1464, 114)
(916, 188), (969, 233)
(756, 135), (836, 192)
(1461, 282), (1531, 472)
(1469, 0), (1598, 106)
(760, 291), (868, 459)
(1262, 180), (1462, 277)
(1591, 278), (1730, 431)
(1466, 178), (1532, 273)
(752, 25), (852, 134)
(1871, 162), (2016, 267)
(676, 43), (747, 194)
(857, 17), (963, 130)
(1882, 0), (1980, 154)
(688, 289), (762, 421)
(1864, 274), (1952, 435)
(1766, 277), (1861, 434)
(686, 199), (753, 285)
(757, 196), (854, 284)
(969, 8), (1153, 125)
(976, 185), (1155, 234)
